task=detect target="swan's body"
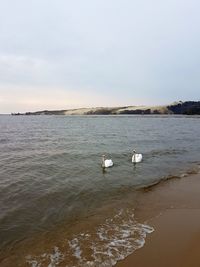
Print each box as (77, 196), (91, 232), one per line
(132, 150), (143, 163)
(102, 155), (113, 168)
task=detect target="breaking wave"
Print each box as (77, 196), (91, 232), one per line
(26, 209), (154, 267)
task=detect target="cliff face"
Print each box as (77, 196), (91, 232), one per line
(11, 101), (200, 115)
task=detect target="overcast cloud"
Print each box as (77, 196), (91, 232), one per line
(0, 0), (199, 113)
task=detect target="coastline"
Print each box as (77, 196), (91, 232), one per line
(10, 101), (200, 116)
(116, 171), (200, 267)
(1, 169), (200, 266)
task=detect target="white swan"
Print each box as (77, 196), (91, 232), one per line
(102, 155), (113, 168)
(132, 150), (143, 163)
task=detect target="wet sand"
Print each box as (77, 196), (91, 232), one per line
(116, 172), (200, 267)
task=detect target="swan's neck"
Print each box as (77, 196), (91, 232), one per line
(102, 157), (105, 167)
(133, 152), (136, 162)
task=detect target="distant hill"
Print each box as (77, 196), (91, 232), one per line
(11, 101), (200, 116)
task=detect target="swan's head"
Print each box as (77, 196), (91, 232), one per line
(133, 150), (136, 154)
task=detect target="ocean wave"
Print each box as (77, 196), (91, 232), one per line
(26, 209), (154, 267)
(139, 165), (200, 191)
(149, 148), (188, 157)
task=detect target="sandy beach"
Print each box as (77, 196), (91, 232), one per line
(116, 171), (200, 267)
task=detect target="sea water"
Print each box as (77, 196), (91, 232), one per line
(0, 115), (199, 266)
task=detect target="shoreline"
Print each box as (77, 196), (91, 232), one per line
(10, 101), (200, 116)
(1, 170), (200, 266)
(116, 171), (200, 267)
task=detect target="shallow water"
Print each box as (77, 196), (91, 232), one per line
(0, 115), (200, 266)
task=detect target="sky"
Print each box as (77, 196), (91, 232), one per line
(0, 0), (200, 113)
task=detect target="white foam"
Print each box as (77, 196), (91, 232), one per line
(48, 247), (63, 267)
(26, 247), (64, 267)
(65, 209), (154, 266)
(26, 260), (41, 267)
(26, 209), (154, 267)
(68, 238), (82, 260)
